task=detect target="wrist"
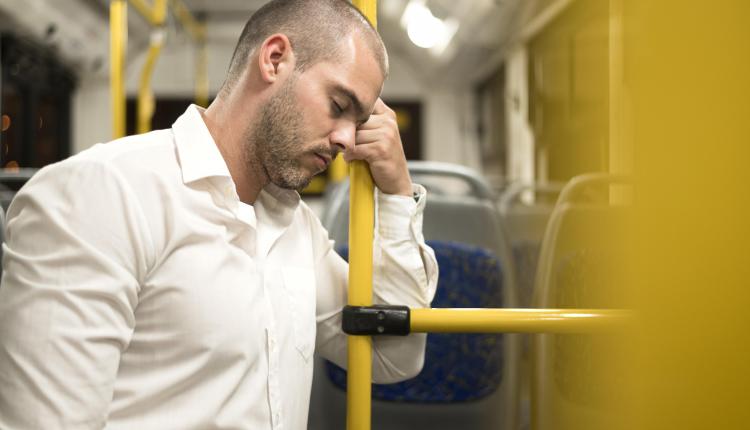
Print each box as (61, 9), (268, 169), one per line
(391, 182), (414, 197)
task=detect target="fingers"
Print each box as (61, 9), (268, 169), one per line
(346, 126), (398, 162)
(343, 142), (384, 162)
(346, 99), (399, 162)
(372, 98), (388, 115)
(347, 99), (411, 196)
(358, 99), (395, 130)
(355, 129), (388, 144)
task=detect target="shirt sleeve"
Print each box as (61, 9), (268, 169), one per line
(313, 183), (438, 383)
(0, 160), (151, 429)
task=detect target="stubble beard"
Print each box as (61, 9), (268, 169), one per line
(246, 75), (314, 191)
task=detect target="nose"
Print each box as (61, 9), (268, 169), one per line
(329, 121), (356, 154)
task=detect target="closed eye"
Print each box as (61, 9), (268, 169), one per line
(331, 100), (344, 116)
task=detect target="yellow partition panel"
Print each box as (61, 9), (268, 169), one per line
(627, 1), (750, 429)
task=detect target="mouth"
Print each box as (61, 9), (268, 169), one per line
(313, 152), (332, 169)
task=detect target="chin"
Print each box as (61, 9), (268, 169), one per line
(272, 174), (313, 191)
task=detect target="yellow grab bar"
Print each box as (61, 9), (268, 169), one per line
(110, 0), (127, 139)
(170, 0), (206, 41)
(129, 0), (167, 26)
(347, 4), (377, 430)
(169, 0), (208, 106)
(131, 0), (167, 134)
(410, 308), (633, 334)
(136, 29), (165, 134)
(195, 38), (209, 107)
(331, 0), (380, 186)
(346, 160), (375, 430)
(329, 154), (348, 182)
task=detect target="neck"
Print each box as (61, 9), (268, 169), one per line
(203, 91), (267, 204)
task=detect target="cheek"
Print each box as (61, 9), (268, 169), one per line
(293, 83), (333, 136)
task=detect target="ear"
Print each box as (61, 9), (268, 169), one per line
(257, 34), (294, 84)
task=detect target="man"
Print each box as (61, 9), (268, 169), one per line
(0, 0), (437, 429)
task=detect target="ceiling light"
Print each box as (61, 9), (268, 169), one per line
(402, 0), (459, 54)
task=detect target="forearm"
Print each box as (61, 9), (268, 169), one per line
(369, 185), (438, 383)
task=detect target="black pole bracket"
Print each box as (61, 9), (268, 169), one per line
(342, 305), (411, 336)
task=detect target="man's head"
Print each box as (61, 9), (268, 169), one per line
(224, 0), (387, 92)
(218, 0), (389, 192)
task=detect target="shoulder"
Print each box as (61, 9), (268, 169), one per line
(55, 130), (181, 200)
(10, 130), (180, 220)
(74, 130), (178, 180)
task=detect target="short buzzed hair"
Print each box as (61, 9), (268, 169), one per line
(222, 0), (388, 94)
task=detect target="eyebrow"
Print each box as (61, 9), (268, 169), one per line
(332, 84), (369, 123)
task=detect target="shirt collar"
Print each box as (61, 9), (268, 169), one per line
(172, 104), (232, 184)
(172, 104), (302, 213)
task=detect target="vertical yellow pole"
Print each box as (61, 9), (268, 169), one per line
(328, 154), (347, 183)
(135, 0), (167, 134)
(110, 0), (127, 139)
(136, 31), (164, 134)
(329, 155), (348, 182)
(331, 0), (379, 184)
(195, 32), (209, 107)
(347, 4), (376, 430)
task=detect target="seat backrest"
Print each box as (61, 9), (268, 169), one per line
(326, 240), (506, 402)
(531, 203), (632, 427)
(500, 205), (555, 307)
(534, 203), (632, 309)
(0, 206), (5, 279)
(325, 192), (518, 306)
(422, 196), (508, 258)
(323, 161), (498, 242)
(0, 168), (38, 213)
(0, 190), (15, 213)
(554, 173), (632, 206)
(407, 160), (497, 200)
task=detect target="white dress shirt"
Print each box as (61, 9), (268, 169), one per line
(0, 105), (438, 430)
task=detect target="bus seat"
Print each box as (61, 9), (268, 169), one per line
(498, 183), (563, 308)
(320, 161), (496, 236)
(325, 192), (515, 269)
(0, 206), (4, 279)
(0, 190), (15, 212)
(501, 206), (554, 308)
(531, 203), (632, 430)
(326, 240), (505, 402)
(311, 170), (521, 429)
(0, 168), (38, 212)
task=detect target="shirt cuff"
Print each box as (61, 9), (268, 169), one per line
(375, 184), (426, 239)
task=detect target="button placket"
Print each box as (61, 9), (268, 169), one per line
(266, 327), (283, 429)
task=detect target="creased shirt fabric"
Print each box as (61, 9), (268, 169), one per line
(0, 105), (438, 430)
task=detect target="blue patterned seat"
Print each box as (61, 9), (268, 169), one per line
(325, 239), (505, 403)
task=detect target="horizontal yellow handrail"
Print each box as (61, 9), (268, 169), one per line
(410, 308), (632, 334)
